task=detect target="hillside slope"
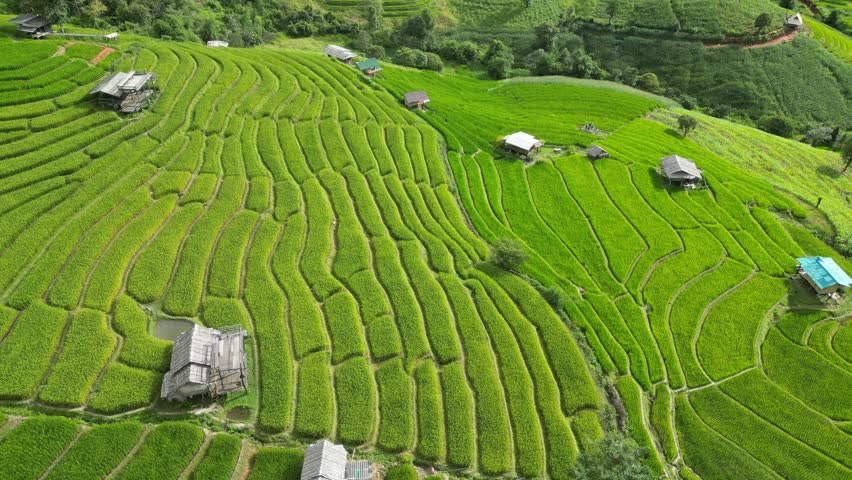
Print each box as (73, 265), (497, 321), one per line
(0, 30), (601, 478)
(381, 66), (852, 479)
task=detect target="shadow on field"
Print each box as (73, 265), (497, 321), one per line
(816, 165), (841, 179)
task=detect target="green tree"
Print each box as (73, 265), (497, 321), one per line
(677, 115), (698, 136)
(754, 12), (773, 32)
(825, 10), (840, 28)
(569, 433), (656, 480)
(841, 138), (852, 173)
(779, 0), (795, 9)
(605, 0), (621, 24)
(366, 0), (383, 32)
(490, 238), (528, 271)
(483, 39), (514, 79)
(636, 72), (662, 94)
(535, 22), (559, 50)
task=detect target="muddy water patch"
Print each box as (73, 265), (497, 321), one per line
(153, 318), (196, 341)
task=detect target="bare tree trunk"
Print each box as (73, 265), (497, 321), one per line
(842, 158), (852, 174)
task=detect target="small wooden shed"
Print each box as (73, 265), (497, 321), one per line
(323, 45), (357, 64)
(356, 58), (382, 77)
(587, 145), (608, 160)
(404, 90), (430, 109)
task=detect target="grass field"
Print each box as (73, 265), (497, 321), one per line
(0, 21), (600, 478)
(380, 65), (852, 479)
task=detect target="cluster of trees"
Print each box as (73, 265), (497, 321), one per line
(8, 0), (357, 46)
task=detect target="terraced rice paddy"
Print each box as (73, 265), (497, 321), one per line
(0, 28), (601, 478)
(806, 17), (852, 64)
(381, 66), (852, 479)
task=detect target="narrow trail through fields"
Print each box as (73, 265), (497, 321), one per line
(705, 30), (800, 49)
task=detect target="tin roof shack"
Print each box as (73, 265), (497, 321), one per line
(797, 257), (852, 295)
(356, 58), (382, 77)
(9, 14), (52, 38)
(785, 13), (803, 30)
(161, 324), (248, 402)
(503, 132), (543, 157)
(323, 45), (357, 64)
(660, 154), (705, 188)
(301, 440), (375, 480)
(403, 90), (430, 109)
(89, 71), (158, 113)
(587, 145), (608, 160)
(207, 40), (229, 47)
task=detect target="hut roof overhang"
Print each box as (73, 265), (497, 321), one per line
(89, 71), (156, 97)
(323, 45), (356, 61)
(404, 90), (430, 105)
(797, 257), (852, 290)
(661, 154), (702, 181)
(503, 132), (543, 152)
(356, 58), (381, 71)
(301, 440), (348, 480)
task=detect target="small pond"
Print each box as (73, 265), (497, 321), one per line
(153, 318), (196, 341)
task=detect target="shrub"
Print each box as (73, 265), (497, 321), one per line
(569, 432), (656, 480)
(757, 114), (795, 138)
(386, 463), (418, 480)
(490, 238), (528, 270)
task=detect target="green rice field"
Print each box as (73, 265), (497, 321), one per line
(1, 11), (851, 480)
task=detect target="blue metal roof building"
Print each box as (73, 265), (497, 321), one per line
(797, 257), (852, 294)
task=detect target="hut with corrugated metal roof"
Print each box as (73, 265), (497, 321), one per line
(356, 58), (382, 77)
(785, 13), (803, 31)
(301, 440), (374, 480)
(503, 131), (543, 157)
(660, 154), (705, 188)
(587, 145), (608, 160)
(9, 14), (52, 38)
(89, 71), (158, 113)
(160, 324), (248, 402)
(323, 45), (357, 64)
(403, 90), (430, 109)
(797, 257), (852, 295)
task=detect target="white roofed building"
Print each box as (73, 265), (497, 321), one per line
(323, 45), (357, 64)
(785, 13), (803, 30)
(207, 40), (229, 47)
(503, 131), (543, 156)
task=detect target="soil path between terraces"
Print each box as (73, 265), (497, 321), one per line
(705, 29), (799, 49)
(92, 46), (115, 64)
